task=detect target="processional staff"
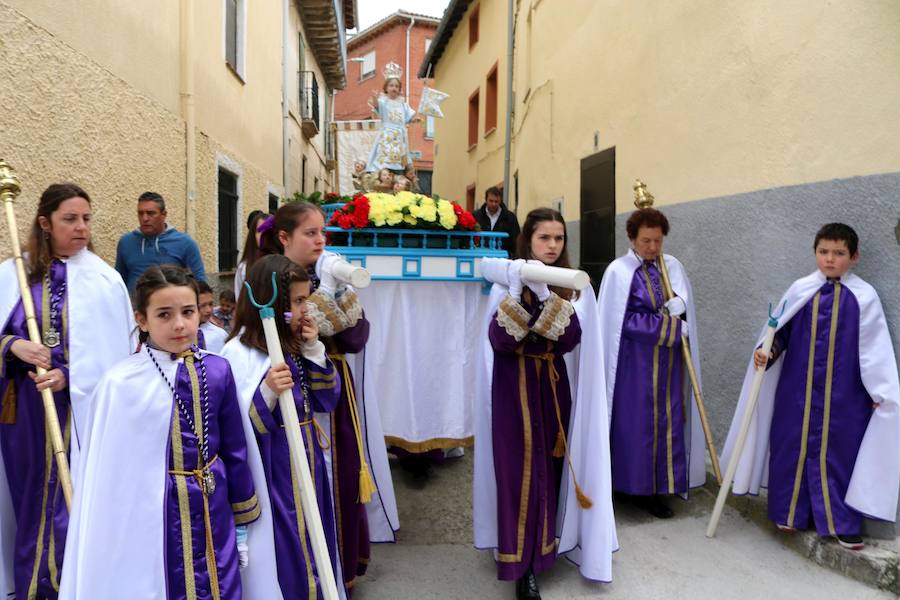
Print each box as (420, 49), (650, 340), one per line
(633, 179), (722, 485)
(245, 274), (339, 600)
(0, 160), (74, 508)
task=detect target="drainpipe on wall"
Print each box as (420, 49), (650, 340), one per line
(501, 0), (514, 211)
(282, 0), (291, 198)
(180, 0), (197, 235)
(405, 16), (415, 99)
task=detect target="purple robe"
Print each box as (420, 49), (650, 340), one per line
(0, 260), (70, 600)
(309, 271), (372, 590)
(249, 353), (342, 598)
(489, 291), (581, 581)
(767, 280), (872, 536)
(164, 352), (260, 600)
(610, 261), (688, 496)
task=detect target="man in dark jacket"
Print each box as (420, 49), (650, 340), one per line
(474, 186), (520, 258)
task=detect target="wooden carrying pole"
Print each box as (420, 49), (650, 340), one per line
(246, 276), (339, 600)
(707, 304), (782, 537)
(0, 160), (73, 508)
(656, 255), (722, 485)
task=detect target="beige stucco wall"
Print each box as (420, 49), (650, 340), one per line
(0, 1), (185, 264)
(512, 0), (900, 219)
(1, 1), (341, 276)
(431, 0), (508, 205)
(433, 0), (900, 222)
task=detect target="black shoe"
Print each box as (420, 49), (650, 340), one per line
(836, 534), (864, 550)
(515, 569), (541, 600)
(646, 496), (674, 519)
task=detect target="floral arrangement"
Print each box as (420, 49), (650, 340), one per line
(328, 192), (478, 231)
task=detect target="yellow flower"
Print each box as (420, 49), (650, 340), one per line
(437, 199), (458, 230)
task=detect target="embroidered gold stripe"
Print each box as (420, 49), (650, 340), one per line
(497, 354), (533, 563)
(382, 435), (475, 453)
(232, 495), (259, 512)
(249, 403), (268, 434)
(787, 291), (820, 527)
(666, 314), (678, 348)
(233, 503), (261, 525)
(820, 284), (841, 536)
(656, 315), (670, 348)
(664, 347), (675, 494)
(27, 415), (55, 599)
(310, 380), (337, 391)
(641, 265), (658, 311)
(289, 437), (316, 597)
(47, 415), (72, 592)
(651, 345), (660, 495)
(171, 404), (197, 600)
(308, 369), (337, 381)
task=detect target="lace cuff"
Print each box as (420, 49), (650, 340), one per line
(496, 295), (531, 342)
(336, 288), (363, 327)
(531, 293), (574, 341)
(308, 289), (351, 337)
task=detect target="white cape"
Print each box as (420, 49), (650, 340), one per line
(200, 321), (229, 353)
(472, 284), (618, 582)
(0, 249), (134, 597)
(595, 251), (707, 490)
(316, 251), (399, 542)
(60, 350), (240, 598)
(720, 271), (900, 521)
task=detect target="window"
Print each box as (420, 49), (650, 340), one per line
(466, 184), (476, 213)
(425, 38), (432, 53)
(485, 63), (498, 134)
(469, 6), (479, 50)
(268, 193), (279, 213)
(224, 0), (245, 78)
(218, 169), (239, 271)
(425, 115), (435, 139)
(468, 89), (480, 149)
(360, 50), (375, 80)
(301, 156), (307, 193)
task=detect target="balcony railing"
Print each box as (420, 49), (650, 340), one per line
(299, 70), (319, 138)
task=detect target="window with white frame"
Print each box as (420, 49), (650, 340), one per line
(425, 115), (435, 139)
(360, 50), (375, 80)
(224, 0), (246, 78)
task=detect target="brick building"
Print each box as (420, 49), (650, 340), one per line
(334, 10), (440, 194)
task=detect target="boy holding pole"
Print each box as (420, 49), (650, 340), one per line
(720, 223), (900, 549)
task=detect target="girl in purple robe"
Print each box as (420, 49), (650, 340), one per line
(59, 265), (259, 599)
(227, 254), (343, 598)
(267, 202), (375, 592)
(488, 208), (582, 600)
(0, 183), (133, 600)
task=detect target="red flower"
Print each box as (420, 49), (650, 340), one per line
(337, 213), (354, 229)
(458, 211), (477, 230)
(326, 192), (339, 201)
(351, 204), (370, 228)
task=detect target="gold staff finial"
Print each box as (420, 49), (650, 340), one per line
(633, 179), (655, 209)
(0, 160), (21, 202)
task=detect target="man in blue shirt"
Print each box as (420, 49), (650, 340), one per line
(115, 192), (207, 291)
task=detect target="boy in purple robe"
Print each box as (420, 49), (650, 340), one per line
(723, 223), (900, 550)
(598, 208), (706, 519)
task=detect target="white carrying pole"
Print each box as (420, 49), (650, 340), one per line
(706, 306), (782, 538)
(481, 257), (590, 290)
(330, 258), (371, 288)
(259, 315), (340, 599)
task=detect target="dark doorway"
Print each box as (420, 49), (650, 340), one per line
(218, 169), (239, 271)
(580, 147), (616, 292)
(416, 169), (433, 196)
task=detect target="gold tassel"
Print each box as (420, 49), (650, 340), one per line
(575, 483), (593, 509)
(358, 462), (376, 504)
(553, 430), (566, 458)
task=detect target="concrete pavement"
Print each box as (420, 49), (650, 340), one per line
(353, 452), (893, 599)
